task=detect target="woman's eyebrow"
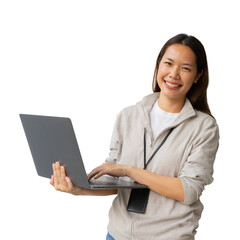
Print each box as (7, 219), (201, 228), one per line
(182, 63), (193, 66)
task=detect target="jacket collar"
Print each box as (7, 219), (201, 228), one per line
(137, 92), (196, 137)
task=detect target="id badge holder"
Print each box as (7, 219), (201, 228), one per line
(127, 188), (150, 214)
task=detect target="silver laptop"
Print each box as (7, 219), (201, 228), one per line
(20, 114), (147, 189)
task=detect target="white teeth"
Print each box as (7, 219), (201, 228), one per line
(165, 81), (181, 88)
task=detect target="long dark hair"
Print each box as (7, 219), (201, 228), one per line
(152, 33), (213, 117)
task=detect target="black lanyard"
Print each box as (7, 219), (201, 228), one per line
(127, 127), (174, 214)
(144, 127), (174, 169)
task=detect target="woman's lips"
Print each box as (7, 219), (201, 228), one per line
(164, 80), (182, 90)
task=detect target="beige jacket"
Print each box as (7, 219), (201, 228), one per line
(106, 92), (219, 240)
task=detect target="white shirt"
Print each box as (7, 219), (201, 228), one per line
(150, 100), (179, 140)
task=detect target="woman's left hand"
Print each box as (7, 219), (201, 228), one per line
(88, 163), (130, 180)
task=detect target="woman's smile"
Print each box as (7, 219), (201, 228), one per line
(163, 80), (182, 89)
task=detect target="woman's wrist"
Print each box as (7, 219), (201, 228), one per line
(125, 165), (142, 181)
(125, 165), (134, 177)
(69, 186), (84, 195)
(69, 186), (93, 196)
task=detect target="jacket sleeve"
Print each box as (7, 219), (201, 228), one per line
(105, 113), (122, 164)
(179, 117), (220, 206)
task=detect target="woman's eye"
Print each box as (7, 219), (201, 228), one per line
(164, 62), (171, 66)
(182, 67), (191, 71)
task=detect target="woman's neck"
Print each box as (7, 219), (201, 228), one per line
(157, 93), (185, 113)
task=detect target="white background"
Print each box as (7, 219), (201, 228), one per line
(0, 0), (239, 239)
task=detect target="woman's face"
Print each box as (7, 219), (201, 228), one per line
(157, 44), (202, 103)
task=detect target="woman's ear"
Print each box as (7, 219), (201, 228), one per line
(194, 70), (203, 83)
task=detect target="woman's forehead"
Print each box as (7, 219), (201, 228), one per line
(163, 44), (197, 65)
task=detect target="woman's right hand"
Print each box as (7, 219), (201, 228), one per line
(50, 161), (117, 196)
(50, 161), (78, 195)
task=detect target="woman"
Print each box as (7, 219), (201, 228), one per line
(50, 34), (219, 240)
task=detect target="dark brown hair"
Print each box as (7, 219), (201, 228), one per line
(152, 33), (213, 117)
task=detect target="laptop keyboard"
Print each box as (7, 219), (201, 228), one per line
(89, 177), (121, 186)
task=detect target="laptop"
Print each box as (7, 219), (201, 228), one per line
(19, 114), (147, 189)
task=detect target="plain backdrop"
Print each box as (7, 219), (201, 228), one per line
(1, 0), (239, 239)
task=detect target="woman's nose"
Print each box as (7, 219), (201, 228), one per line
(169, 67), (180, 79)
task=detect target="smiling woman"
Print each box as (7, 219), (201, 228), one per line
(51, 34), (219, 240)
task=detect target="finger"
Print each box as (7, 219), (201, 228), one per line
(87, 167), (98, 180)
(55, 162), (61, 178)
(88, 163), (110, 180)
(88, 167), (102, 180)
(53, 163), (59, 186)
(87, 170), (96, 180)
(66, 177), (73, 189)
(93, 170), (106, 179)
(53, 162), (60, 187)
(60, 166), (66, 181)
(60, 166), (68, 188)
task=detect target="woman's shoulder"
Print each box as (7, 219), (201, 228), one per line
(195, 110), (218, 126)
(191, 110), (219, 139)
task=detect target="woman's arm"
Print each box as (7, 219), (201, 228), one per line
(127, 166), (184, 202)
(50, 162), (117, 196)
(88, 163), (184, 202)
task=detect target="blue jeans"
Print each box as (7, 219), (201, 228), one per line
(106, 232), (115, 240)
